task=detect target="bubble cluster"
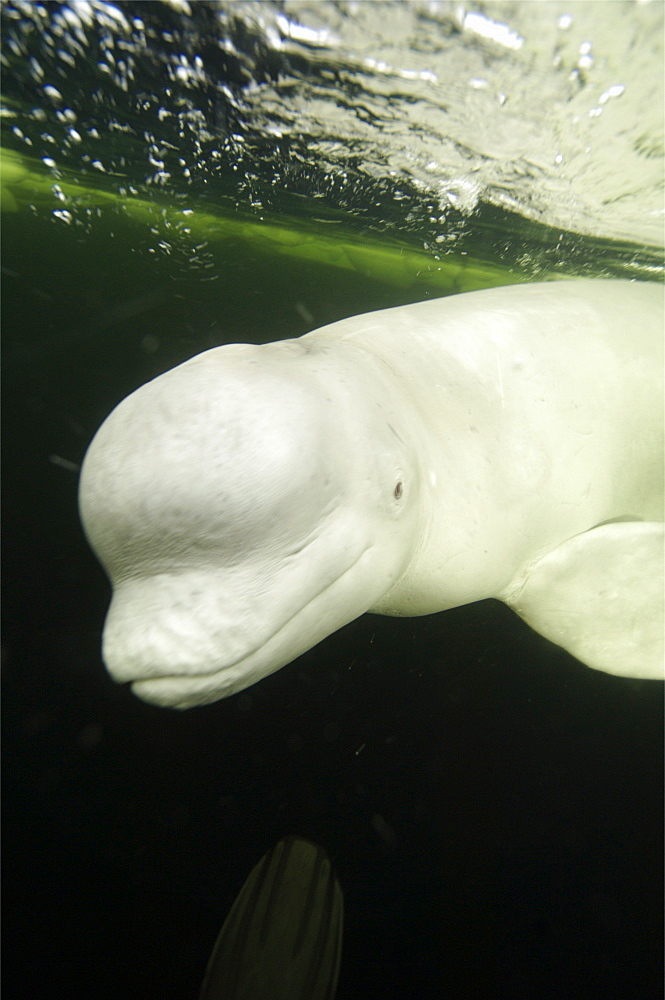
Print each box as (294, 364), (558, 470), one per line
(1, 0), (662, 252)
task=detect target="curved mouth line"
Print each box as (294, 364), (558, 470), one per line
(123, 544), (372, 686)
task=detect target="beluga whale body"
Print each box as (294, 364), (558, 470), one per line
(79, 280), (664, 708)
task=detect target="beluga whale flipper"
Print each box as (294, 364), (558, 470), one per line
(78, 280), (664, 708)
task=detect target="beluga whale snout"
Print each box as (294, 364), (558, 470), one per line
(81, 338), (422, 707)
(79, 280), (664, 708)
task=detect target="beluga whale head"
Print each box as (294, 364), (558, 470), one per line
(81, 282), (664, 698)
(79, 338), (424, 708)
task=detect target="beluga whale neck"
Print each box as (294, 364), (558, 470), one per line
(79, 279), (664, 708)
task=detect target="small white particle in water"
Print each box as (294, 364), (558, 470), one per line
(295, 301), (313, 324)
(275, 13), (335, 46)
(599, 84), (625, 104)
(97, 3), (131, 29)
(578, 41), (594, 70)
(58, 49), (76, 69)
(463, 11), (523, 50)
(42, 157), (56, 168)
(49, 453), (78, 471)
(43, 85), (62, 102)
(398, 67), (437, 82)
(162, 0), (191, 14)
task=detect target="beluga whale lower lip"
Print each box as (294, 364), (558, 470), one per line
(79, 279), (664, 708)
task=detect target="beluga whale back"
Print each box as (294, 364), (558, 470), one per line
(79, 280), (664, 708)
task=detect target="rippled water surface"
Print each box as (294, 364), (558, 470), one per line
(2, 0), (663, 276)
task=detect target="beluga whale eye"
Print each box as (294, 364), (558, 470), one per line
(78, 279), (664, 709)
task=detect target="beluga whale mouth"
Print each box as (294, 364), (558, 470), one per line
(80, 335), (421, 707)
(101, 538), (380, 709)
(79, 280), (664, 706)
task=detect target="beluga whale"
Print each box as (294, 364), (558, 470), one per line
(79, 280), (664, 708)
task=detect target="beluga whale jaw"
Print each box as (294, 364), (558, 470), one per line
(81, 341), (421, 708)
(79, 280), (664, 708)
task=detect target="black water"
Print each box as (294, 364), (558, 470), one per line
(3, 201), (663, 1000)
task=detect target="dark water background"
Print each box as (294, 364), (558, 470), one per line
(2, 2), (663, 998)
(4, 192), (664, 1000)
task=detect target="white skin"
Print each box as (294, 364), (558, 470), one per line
(79, 280), (663, 708)
(80, 341), (424, 707)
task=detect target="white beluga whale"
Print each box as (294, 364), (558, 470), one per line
(78, 280), (664, 709)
